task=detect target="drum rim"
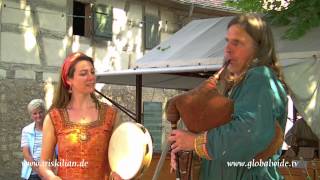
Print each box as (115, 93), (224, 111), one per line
(134, 123), (153, 179)
(108, 121), (153, 179)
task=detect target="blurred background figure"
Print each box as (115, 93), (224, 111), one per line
(21, 99), (46, 180)
(284, 115), (319, 159)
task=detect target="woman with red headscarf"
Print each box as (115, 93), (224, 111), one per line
(39, 52), (122, 180)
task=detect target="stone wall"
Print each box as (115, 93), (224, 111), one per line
(0, 79), (45, 179)
(101, 84), (181, 121)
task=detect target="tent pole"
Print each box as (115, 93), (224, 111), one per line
(136, 75), (142, 123)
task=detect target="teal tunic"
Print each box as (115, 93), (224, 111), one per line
(200, 66), (287, 180)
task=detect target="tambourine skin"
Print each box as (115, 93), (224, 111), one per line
(108, 121), (153, 179)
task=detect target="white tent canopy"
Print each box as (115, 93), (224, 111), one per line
(135, 16), (320, 68)
(96, 16), (320, 137)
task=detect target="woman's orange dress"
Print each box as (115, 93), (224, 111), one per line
(49, 103), (117, 180)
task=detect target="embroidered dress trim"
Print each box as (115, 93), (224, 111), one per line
(194, 131), (212, 160)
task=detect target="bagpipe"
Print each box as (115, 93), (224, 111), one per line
(165, 62), (284, 180)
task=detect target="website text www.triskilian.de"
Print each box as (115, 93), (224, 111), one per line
(22, 159), (88, 168)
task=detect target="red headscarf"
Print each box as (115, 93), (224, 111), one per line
(61, 52), (90, 89)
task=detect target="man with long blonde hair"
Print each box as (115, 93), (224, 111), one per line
(169, 14), (288, 180)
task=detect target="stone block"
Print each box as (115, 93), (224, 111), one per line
(0, 94), (5, 101)
(0, 69), (6, 79)
(15, 69), (35, 80)
(0, 145), (7, 151)
(12, 151), (23, 159)
(43, 72), (59, 82)
(0, 136), (6, 143)
(9, 143), (20, 149)
(2, 154), (10, 162)
(0, 103), (7, 113)
(5, 69), (15, 79)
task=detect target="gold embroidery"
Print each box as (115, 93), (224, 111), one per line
(60, 102), (106, 142)
(61, 102), (105, 128)
(194, 132), (212, 160)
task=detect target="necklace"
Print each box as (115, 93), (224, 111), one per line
(64, 103), (101, 142)
(79, 127), (89, 141)
(78, 117), (90, 141)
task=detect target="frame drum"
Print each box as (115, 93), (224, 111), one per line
(108, 121), (153, 179)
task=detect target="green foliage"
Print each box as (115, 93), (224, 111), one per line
(225, 0), (320, 39)
(225, 0), (264, 12)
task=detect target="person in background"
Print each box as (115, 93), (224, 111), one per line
(39, 52), (122, 180)
(169, 14), (288, 179)
(21, 99), (46, 180)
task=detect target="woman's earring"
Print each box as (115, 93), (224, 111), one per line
(68, 86), (72, 94)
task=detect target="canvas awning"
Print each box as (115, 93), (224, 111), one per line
(97, 16), (320, 89)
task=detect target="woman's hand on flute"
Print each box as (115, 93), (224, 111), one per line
(168, 130), (196, 154)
